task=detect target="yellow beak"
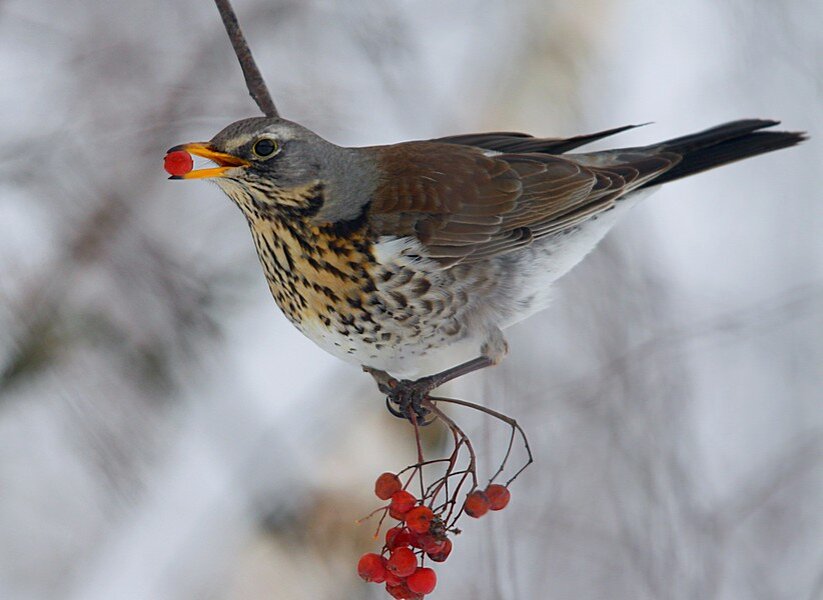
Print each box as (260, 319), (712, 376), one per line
(167, 142), (249, 179)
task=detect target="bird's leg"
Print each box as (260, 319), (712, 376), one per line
(364, 356), (494, 424)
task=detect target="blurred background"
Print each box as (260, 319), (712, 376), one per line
(0, 1), (821, 599)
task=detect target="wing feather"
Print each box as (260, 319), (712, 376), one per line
(368, 142), (677, 266)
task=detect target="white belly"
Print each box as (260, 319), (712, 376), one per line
(495, 188), (655, 327)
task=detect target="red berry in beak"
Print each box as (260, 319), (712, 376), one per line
(164, 150), (193, 177)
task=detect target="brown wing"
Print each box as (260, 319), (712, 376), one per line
(368, 142), (678, 266)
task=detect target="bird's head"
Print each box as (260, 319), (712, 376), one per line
(168, 117), (372, 221)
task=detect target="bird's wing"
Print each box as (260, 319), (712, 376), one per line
(368, 142), (678, 266)
(431, 124), (644, 155)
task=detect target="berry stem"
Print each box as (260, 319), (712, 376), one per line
(430, 395), (534, 486)
(423, 399), (478, 526)
(409, 409), (427, 501)
(355, 506), (389, 526)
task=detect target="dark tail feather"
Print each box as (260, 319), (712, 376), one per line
(639, 119), (807, 188)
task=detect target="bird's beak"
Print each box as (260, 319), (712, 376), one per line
(166, 142), (249, 179)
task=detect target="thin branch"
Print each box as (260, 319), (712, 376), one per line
(431, 396), (534, 486)
(214, 0), (278, 117)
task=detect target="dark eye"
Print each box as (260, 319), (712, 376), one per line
(252, 138), (278, 158)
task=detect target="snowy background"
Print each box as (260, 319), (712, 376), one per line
(0, 1), (820, 599)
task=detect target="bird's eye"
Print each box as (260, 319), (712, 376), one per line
(252, 138), (278, 158)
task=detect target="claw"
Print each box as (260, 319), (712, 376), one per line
(385, 396), (406, 419)
(381, 378), (436, 425)
(367, 366), (463, 426)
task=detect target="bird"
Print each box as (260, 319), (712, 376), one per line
(168, 118), (804, 417)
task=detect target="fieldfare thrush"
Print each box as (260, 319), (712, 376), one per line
(167, 118), (804, 417)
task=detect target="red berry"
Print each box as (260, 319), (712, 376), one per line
(386, 582), (423, 600)
(426, 538), (452, 562)
(422, 536), (444, 552)
(389, 490), (416, 518)
(464, 490), (490, 518)
(405, 506), (434, 534)
(356, 552), (387, 583)
(163, 150), (193, 177)
(407, 567), (437, 595)
(375, 472), (402, 500)
(384, 569), (404, 587)
(385, 526), (413, 551)
(389, 507), (405, 521)
(386, 547), (417, 578)
(410, 532), (435, 551)
(485, 484), (511, 510)
(410, 532), (444, 554)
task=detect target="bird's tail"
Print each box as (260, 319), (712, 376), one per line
(638, 119), (806, 188)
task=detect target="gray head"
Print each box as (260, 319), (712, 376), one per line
(169, 117), (376, 223)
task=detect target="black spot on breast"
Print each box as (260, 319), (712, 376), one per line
(322, 262), (349, 281)
(411, 278), (431, 296)
(281, 243), (295, 271)
(395, 270), (414, 286)
(390, 291), (408, 308)
(327, 240), (351, 257)
(311, 283), (340, 303)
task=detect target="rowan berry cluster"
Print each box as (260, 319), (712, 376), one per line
(354, 387), (532, 597)
(357, 472), (512, 598)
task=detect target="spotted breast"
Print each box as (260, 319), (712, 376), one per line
(242, 183), (494, 373)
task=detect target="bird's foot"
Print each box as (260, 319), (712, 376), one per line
(363, 367), (436, 425)
(384, 378), (437, 425)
